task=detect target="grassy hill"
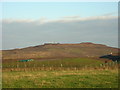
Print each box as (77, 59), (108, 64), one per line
(2, 42), (118, 60)
(2, 42), (119, 88)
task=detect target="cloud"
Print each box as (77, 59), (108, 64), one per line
(102, 12), (117, 16)
(2, 18), (37, 24)
(2, 15), (118, 50)
(3, 15), (117, 24)
(62, 16), (81, 19)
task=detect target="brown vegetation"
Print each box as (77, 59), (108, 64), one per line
(2, 42), (119, 60)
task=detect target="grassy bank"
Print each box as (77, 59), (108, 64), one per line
(2, 58), (119, 88)
(2, 69), (118, 88)
(3, 58), (103, 69)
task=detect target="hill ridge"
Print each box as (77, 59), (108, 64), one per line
(2, 42), (119, 60)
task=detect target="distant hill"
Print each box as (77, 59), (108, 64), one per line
(2, 42), (119, 60)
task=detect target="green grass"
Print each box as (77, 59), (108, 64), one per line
(3, 58), (103, 69)
(2, 69), (118, 88)
(2, 57), (119, 88)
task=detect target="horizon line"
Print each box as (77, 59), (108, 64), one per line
(1, 42), (119, 50)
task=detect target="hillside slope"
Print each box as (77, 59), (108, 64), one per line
(2, 42), (119, 60)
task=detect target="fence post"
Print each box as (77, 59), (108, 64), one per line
(17, 64), (19, 68)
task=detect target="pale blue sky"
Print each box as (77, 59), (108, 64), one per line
(1, 2), (118, 50)
(2, 2), (118, 19)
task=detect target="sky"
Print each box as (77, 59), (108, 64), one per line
(1, 2), (118, 50)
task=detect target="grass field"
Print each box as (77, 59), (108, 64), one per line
(3, 58), (103, 69)
(2, 58), (119, 88)
(2, 69), (118, 88)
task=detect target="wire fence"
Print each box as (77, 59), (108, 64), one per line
(3, 61), (119, 72)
